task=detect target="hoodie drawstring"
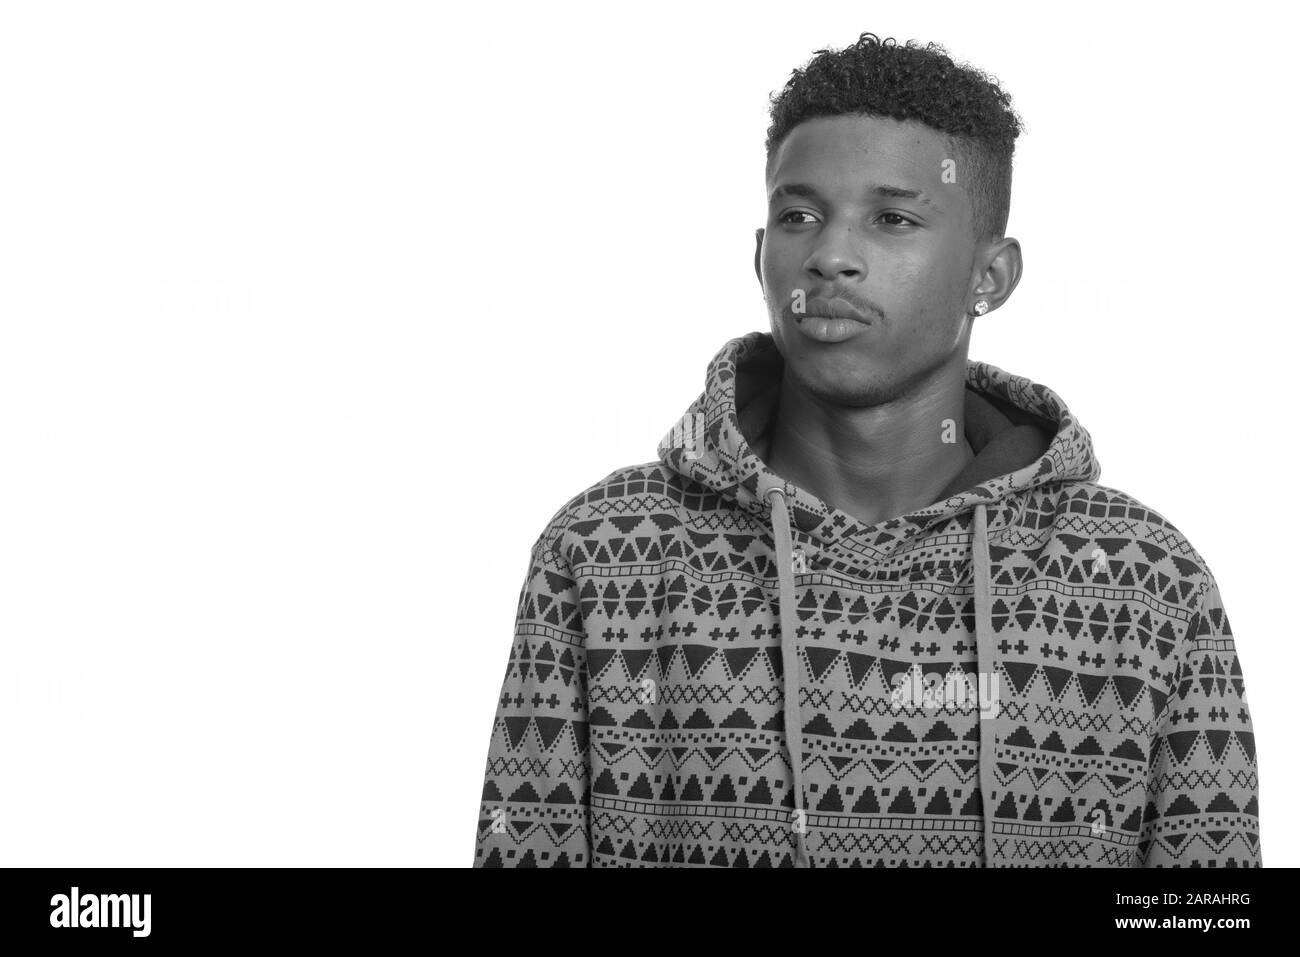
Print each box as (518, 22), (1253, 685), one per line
(972, 502), (997, 866)
(765, 486), (812, 868)
(765, 489), (998, 868)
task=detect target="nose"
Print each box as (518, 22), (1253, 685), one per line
(802, 220), (865, 281)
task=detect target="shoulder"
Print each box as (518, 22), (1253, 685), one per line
(529, 461), (685, 564)
(1046, 479), (1220, 610)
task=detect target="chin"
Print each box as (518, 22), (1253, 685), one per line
(787, 353), (888, 407)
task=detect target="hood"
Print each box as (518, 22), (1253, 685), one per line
(657, 330), (1101, 867)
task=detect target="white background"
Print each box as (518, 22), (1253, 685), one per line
(0, 0), (1293, 867)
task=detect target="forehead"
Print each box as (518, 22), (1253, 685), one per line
(767, 114), (955, 200)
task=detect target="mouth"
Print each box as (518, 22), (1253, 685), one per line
(799, 311), (869, 325)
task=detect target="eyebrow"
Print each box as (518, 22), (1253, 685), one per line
(769, 182), (939, 210)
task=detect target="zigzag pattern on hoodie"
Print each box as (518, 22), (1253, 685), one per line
(473, 332), (1261, 868)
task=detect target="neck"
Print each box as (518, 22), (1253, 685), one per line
(765, 362), (975, 527)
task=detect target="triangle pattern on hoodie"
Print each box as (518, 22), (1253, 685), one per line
(473, 331), (1261, 868)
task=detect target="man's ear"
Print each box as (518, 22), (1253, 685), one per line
(970, 236), (1024, 316)
(753, 228), (764, 287)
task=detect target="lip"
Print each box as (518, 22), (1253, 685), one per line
(794, 314), (870, 343)
(801, 298), (870, 323)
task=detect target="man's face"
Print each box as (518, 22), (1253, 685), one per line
(757, 114), (980, 407)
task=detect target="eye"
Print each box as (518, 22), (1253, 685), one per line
(878, 212), (918, 227)
(776, 209), (819, 225)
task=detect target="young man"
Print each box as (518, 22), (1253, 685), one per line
(472, 33), (1261, 867)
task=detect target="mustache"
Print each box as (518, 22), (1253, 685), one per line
(780, 290), (883, 323)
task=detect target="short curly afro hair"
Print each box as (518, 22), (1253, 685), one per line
(765, 33), (1024, 244)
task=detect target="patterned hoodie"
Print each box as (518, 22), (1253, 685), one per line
(473, 331), (1262, 868)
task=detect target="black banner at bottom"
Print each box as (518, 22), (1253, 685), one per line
(0, 866), (1275, 944)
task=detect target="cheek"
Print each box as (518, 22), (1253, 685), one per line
(761, 242), (798, 282)
(892, 248), (966, 307)
(883, 261), (942, 315)
(884, 262), (967, 342)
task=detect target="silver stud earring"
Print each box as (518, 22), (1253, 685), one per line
(972, 300), (989, 316)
